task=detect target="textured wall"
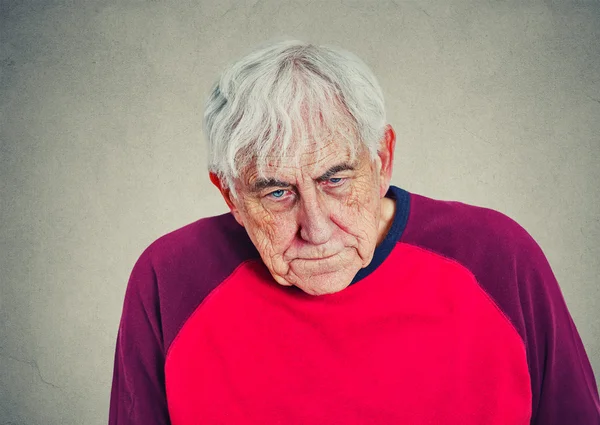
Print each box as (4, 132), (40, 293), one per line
(1, 1), (599, 424)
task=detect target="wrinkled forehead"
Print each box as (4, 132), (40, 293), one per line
(242, 126), (363, 184)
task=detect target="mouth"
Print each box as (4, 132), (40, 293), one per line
(289, 251), (347, 276)
(298, 252), (340, 261)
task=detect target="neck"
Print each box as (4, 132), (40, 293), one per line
(376, 196), (396, 246)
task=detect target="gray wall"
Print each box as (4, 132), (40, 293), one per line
(1, 1), (598, 424)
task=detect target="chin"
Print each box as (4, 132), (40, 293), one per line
(292, 270), (356, 296)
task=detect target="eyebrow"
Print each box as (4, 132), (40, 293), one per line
(251, 163), (355, 192)
(315, 163), (355, 181)
(251, 178), (291, 192)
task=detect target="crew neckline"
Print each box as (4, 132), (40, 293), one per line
(349, 185), (410, 285)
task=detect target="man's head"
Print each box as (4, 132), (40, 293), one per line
(204, 40), (396, 295)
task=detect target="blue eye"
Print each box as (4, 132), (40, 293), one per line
(269, 189), (286, 198)
(329, 177), (342, 184)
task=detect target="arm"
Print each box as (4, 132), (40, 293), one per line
(518, 234), (600, 424)
(109, 248), (171, 425)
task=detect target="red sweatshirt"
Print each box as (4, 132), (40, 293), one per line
(109, 186), (600, 424)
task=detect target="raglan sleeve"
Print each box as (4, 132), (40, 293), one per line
(108, 247), (171, 425)
(517, 232), (600, 424)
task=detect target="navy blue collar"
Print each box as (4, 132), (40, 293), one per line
(350, 185), (410, 285)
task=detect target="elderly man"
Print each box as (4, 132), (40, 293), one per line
(109, 40), (600, 424)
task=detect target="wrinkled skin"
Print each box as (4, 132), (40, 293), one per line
(211, 125), (396, 296)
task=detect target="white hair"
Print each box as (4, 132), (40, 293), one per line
(203, 39), (387, 194)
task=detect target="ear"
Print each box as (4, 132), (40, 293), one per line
(209, 172), (245, 227)
(377, 124), (396, 198)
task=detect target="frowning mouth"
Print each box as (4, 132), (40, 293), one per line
(297, 252), (340, 261)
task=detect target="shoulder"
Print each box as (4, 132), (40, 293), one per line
(141, 212), (258, 274)
(402, 192), (541, 264)
(125, 212), (259, 352)
(401, 191), (555, 344)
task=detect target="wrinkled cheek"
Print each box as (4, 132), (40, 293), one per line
(271, 256), (291, 277)
(248, 226), (293, 275)
(346, 216), (379, 260)
(338, 210), (377, 239)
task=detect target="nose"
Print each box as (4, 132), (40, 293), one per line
(298, 196), (334, 245)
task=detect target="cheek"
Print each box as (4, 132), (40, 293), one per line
(244, 209), (297, 257)
(331, 182), (381, 241)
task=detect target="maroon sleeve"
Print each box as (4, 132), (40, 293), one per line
(109, 247), (171, 425)
(513, 228), (600, 424)
(401, 192), (600, 424)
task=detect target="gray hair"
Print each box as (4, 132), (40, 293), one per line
(203, 39), (387, 193)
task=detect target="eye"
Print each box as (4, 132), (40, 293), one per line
(325, 177), (346, 187)
(268, 189), (286, 199)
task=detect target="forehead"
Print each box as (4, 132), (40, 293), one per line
(244, 136), (366, 184)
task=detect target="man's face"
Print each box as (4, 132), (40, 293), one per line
(215, 127), (395, 296)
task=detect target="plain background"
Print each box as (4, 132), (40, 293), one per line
(1, 1), (599, 424)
